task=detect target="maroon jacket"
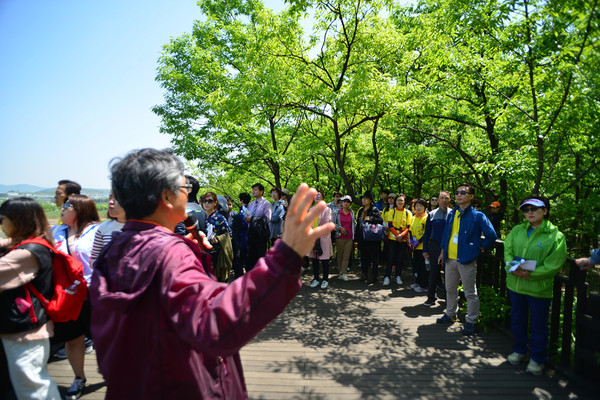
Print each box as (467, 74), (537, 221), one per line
(89, 220), (303, 399)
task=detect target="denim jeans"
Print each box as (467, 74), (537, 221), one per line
(509, 290), (551, 363)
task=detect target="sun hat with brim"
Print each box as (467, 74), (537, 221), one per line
(340, 195), (352, 202)
(519, 199), (545, 209)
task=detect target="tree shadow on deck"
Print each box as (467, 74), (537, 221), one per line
(251, 280), (593, 400)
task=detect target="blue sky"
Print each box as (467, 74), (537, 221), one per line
(0, 0), (286, 189)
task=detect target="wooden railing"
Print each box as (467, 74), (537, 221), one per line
(476, 241), (600, 384)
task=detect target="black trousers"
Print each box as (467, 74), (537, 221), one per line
(312, 258), (330, 281)
(426, 240), (445, 302)
(247, 237), (267, 271)
(360, 240), (380, 279)
(385, 241), (410, 278)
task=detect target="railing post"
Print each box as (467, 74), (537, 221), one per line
(549, 277), (562, 361)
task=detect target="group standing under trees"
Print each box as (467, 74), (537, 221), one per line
(154, 0), (599, 253)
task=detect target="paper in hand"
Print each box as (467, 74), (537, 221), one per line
(507, 257), (537, 272)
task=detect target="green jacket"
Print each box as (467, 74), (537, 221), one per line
(504, 219), (567, 298)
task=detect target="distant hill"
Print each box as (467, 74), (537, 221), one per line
(0, 184), (47, 193)
(0, 184), (109, 195)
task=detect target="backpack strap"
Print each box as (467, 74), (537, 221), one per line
(12, 241), (54, 324)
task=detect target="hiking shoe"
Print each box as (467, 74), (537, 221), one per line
(309, 279), (320, 288)
(340, 274), (348, 281)
(507, 352), (527, 365)
(462, 322), (476, 335)
(55, 348), (67, 360)
(84, 337), (94, 354)
(436, 314), (456, 324)
(423, 299), (436, 307)
(65, 377), (86, 400)
(526, 359), (543, 376)
(383, 277), (390, 286)
(320, 280), (329, 289)
(395, 276), (403, 285)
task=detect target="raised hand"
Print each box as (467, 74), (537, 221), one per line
(281, 184), (335, 257)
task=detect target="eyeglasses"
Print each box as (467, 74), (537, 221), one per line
(201, 198), (215, 204)
(430, 198), (438, 201)
(61, 203), (73, 210)
(179, 184), (193, 192)
(455, 190), (471, 196)
(521, 206), (541, 213)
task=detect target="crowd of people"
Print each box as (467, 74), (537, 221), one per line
(1, 147), (599, 399)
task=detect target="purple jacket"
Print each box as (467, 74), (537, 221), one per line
(89, 220), (303, 399)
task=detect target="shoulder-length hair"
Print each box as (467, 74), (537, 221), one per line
(67, 195), (100, 233)
(0, 197), (54, 246)
(201, 192), (219, 211)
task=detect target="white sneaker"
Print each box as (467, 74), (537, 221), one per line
(383, 277), (390, 286)
(309, 279), (320, 288)
(414, 286), (427, 293)
(320, 280), (329, 289)
(395, 276), (403, 285)
(410, 283), (419, 289)
(507, 352), (526, 365)
(340, 274), (348, 281)
(526, 359), (543, 375)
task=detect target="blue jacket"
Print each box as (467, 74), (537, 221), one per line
(422, 207), (450, 252)
(590, 248), (600, 265)
(441, 205), (497, 264)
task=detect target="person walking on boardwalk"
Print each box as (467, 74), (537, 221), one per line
(436, 184), (497, 335)
(89, 148), (334, 400)
(504, 195), (566, 375)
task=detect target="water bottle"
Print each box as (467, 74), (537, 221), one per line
(65, 280), (81, 295)
(425, 258), (431, 271)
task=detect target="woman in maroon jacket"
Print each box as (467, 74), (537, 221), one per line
(90, 148), (334, 399)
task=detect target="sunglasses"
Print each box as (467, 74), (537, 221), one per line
(521, 206), (541, 213)
(0, 217), (4, 224)
(201, 198), (215, 204)
(61, 203), (73, 210)
(455, 190), (471, 196)
(180, 184), (193, 191)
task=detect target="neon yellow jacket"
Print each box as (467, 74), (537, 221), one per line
(504, 219), (567, 298)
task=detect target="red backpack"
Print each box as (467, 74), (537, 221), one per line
(15, 237), (87, 323)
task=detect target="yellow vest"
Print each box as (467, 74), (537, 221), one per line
(384, 208), (413, 241)
(410, 212), (428, 250)
(447, 209), (462, 259)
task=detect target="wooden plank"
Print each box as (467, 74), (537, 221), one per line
(45, 271), (594, 399)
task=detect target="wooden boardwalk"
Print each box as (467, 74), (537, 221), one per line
(47, 269), (595, 399)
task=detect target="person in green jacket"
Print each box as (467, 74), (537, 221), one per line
(504, 195), (567, 376)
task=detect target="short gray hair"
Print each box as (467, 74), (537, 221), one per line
(110, 148), (184, 219)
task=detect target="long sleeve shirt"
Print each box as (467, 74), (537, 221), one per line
(248, 197), (272, 222)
